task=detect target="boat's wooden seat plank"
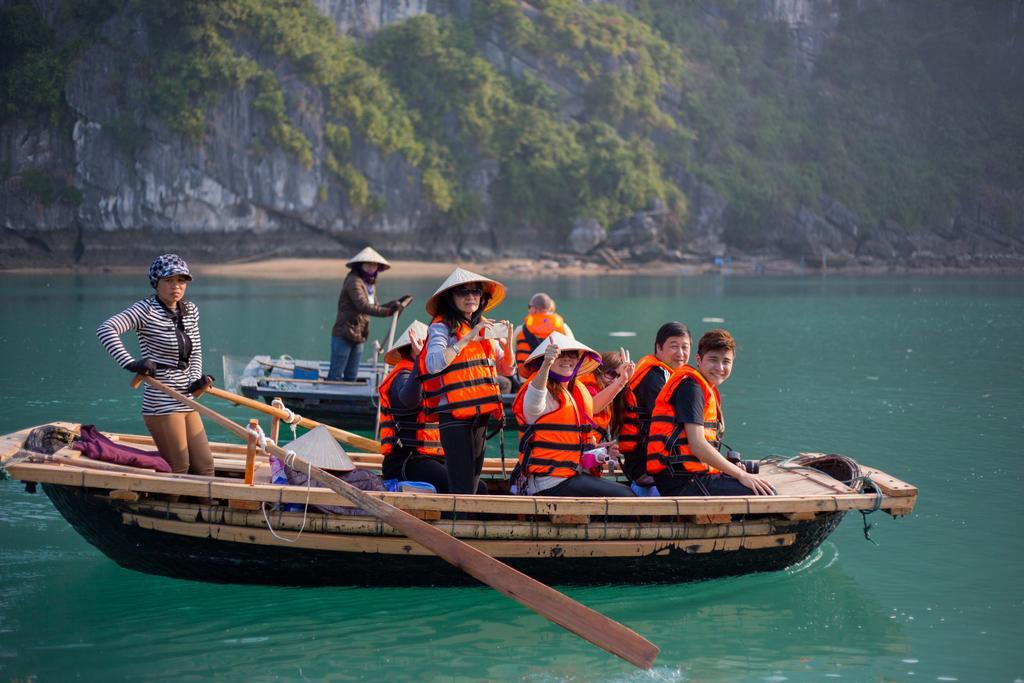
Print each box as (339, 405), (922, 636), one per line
(0, 425), (36, 463)
(758, 462), (855, 495)
(859, 466), (918, 498)
(0, 422), (79, 463)
(121, 513), (798, 557)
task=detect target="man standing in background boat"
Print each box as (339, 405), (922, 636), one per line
(514, 293), (574, 382)
(618, 322), (692, 485)
(328, 247), (410, 382)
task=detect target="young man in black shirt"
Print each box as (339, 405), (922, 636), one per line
(647, 329), (776, 496)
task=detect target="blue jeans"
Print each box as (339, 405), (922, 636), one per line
(327, 336), (363, 381)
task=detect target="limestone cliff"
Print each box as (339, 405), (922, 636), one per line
(1, 0), (1021, 270)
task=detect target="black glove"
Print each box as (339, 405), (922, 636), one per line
(126, 359), (158, 376)
(387, 300), (402, 315)
(187, 374), (215, 394)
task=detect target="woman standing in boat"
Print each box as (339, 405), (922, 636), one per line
(420, 268), (514, 495)
(328, 247), (409, 382)
(96, 254), (214, 475)
(380, 319), (477, 494)
(514, 332), (635, 497)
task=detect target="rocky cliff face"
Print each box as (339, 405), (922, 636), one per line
(1, 0), (1020, 270)
(314, 0), (433, 37)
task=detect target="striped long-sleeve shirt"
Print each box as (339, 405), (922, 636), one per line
(97, 296), (203, 415)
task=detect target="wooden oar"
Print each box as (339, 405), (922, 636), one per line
(133, 374), (659, 669)
(374, 306), (403, 440)
(195, 384), (381, 454)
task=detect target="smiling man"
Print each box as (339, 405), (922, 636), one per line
(618, 321), (691, 482)
(645, 329), (777, 496)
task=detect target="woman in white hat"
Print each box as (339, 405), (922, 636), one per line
(96, 254), (215, 476)
(512, 332), (635, 497)
(420, 268), (515, 495)
(327, 246), (410, 381)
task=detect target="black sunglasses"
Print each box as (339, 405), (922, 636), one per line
(452, 286), (484, 297)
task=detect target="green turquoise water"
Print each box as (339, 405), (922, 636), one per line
(1, 273), (1022, 681)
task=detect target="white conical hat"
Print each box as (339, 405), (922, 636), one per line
(385, 319), (429, 365)
(425, 267), (506, 317)
(285, 425), (354, 472)
(345, 246), (391, 271)
(524, 331), (601, 377)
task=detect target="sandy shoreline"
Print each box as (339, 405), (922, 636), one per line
(0, 257), (714, 279)
(191, 258), (713, 279)
(2, 256), (1021, 279)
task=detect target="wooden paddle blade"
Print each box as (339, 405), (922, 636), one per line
(134, 375), (659, 669)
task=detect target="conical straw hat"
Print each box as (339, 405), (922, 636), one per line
(524, 331), (601, 377)
(285, 425), (354, 472)
(345, 246), (391, 271)
(385, 319), (429, 365)
(425, 267), (506, 317)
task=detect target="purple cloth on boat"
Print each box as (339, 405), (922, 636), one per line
(282, 460), (384, 515)
(73, 424), (172, 473)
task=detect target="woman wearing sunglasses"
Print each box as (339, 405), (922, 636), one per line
(420, 268), (515, 495)
(579, 349), (637, 442)
(513, 332), (635, 497)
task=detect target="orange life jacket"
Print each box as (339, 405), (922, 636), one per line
(418, 317), (503, 420)
(515, 312), (566, 377)
(617, 355), (674, 457)
(578, 372), (610, 439)
(378, 359), (443, 459)
(646, 365), (723, 476)
(513, 377), (596, 478)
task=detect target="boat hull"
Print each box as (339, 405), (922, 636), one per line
(44, 484), (844, 587)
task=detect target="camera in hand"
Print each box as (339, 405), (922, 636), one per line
(726, 450), (759, 474)
(482, 321), (510, 340)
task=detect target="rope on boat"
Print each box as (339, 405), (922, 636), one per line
(761, 453), (884, 544)
(271, 398), (302, 439)
(853, 474), (883, 545)
(260, 451), (313, 543)
(246, 422), (272, 452)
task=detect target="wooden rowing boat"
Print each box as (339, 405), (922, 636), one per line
(0, 423), (917, 588)
(236, 355), (517, 429)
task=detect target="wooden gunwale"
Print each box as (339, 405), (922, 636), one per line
(6, 459), (913, 517)
(120, 513), (798, 557)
